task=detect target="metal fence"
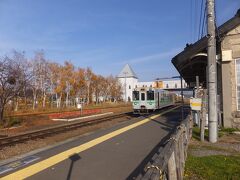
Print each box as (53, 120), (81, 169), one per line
(140, 115), (193, 180)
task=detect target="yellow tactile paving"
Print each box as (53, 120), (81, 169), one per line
(1, 106), (179, 180)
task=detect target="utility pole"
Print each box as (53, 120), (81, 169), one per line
(196, 76), (200, 127)
(180, 76), (184, 121)
(207, 0), (218, 143)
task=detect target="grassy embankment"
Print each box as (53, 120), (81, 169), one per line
(184, 127), (240, 180)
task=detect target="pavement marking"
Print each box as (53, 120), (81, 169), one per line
(1, 106), (179, 180)
(52, 112), (114, 121)
(0, 156), (40, 175)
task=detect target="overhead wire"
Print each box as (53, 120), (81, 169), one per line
(190, 0), (207, 43)
(198, 0), (204, 40)
(194, 0), (198, 41)
(190, 0), (193, 43)
(201, 3), (207, 38)
(214, 1), (220, 41)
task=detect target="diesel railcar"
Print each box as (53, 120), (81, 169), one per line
(132, 87), (174, 113)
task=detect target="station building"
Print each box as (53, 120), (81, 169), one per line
(117, 64), (187, 102)
(172, 9), (240, 128)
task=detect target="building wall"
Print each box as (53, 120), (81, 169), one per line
(136, 81), (152, 87)
(221, 24), (240, 128)
(118, 77), (138, 101)
(162, 80), (187, 89)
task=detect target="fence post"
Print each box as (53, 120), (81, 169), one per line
(168, 152), (177, 180)
(174, 136), (181, 179)
(178, 131), (184, 180)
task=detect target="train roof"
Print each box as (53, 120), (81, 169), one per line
(133, 87), (168, 92)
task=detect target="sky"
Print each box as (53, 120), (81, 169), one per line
(0, 0), (239, 81)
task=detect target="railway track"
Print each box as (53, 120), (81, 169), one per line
(0, 113), (131, 148)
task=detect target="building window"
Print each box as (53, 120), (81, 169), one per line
(236, 59), (240, 110)
(129, 85), (131, 89)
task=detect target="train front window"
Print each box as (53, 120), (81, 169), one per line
(147, 91), (154, 100)
(141, 93), (145, 101)
(133, 91), (139, 100)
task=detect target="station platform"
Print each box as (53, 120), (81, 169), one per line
(0, 106), (189, 180)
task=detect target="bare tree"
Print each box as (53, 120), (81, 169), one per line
(30, 51), (50, 109)
(85, 68), (94, 104)
(0, 53), (30, 124)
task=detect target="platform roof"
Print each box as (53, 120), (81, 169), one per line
(172, 9), (240, 87)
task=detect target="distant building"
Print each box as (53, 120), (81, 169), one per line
(117, 64), (186, 102)
(161, 79), (187, 89)
(117, 64), (138, 102)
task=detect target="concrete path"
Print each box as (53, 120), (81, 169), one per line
(0, 106), (188, 180)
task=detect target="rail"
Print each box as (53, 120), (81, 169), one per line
(141, 114), (193, 180)
(0, 113), (130, 148)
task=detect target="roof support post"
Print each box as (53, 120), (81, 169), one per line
(207, 0), (218, 143)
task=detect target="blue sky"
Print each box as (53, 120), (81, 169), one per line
(0, 0), (239, 81)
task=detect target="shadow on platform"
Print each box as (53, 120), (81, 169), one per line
(126, 107), (189, 180)
(67, 153), (81, 180)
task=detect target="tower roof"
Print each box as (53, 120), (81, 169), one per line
(117, 64), (138, 79)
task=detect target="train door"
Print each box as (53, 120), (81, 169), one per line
(158, 92), (160, 108)
(141, 92), (145, 102)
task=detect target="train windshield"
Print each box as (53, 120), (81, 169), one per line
(147, 90), (154, 100)
(133, 91), (139, 100)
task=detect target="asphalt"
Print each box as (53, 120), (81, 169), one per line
(0, 106), (189, 180)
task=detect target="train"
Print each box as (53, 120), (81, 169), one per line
(132, 87), (175, 114)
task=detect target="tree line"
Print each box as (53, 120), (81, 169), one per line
(0, 50), (123, 124)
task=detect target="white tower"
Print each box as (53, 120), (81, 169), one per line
(117, 64), (138, 102)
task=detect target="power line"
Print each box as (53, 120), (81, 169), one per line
(190, 0), (193, 43)
(190, 0), (207, 42)
(194, 0), (198, 41)
(214, 1), (220, 41)
(198, 0), (204, 40)
(201, 4), (207, 38)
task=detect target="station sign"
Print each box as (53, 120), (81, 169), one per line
(77, 104), (82, 109)
(190, 98), (202, 111)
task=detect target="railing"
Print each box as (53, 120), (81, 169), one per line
(140, 115), (193, 180)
